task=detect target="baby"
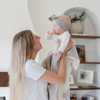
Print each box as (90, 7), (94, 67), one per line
(43, 14), (80, 100)
(45, 14), (71, 56)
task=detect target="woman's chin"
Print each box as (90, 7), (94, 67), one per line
(40, 45), (42, 50)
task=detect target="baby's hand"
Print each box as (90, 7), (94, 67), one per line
(53, 50), (62, 56)
(48, 29), (56, 34)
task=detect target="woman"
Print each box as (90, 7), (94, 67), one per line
(8, 30), (74, 100)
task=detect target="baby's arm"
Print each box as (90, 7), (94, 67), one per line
(53, 38), (70, 56)
(53, 50), (62, 56)
(58, 37), (70, 53)
(45, 29), (56, 40)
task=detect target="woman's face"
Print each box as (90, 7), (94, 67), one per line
(32, 33), (42, 53)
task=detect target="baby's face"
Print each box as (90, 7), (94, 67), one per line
(53, 20), (64, 35)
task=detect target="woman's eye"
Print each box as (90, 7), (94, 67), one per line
(36, 36), (38, 39)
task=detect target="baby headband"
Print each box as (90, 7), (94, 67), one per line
(48, 15), (69, 31)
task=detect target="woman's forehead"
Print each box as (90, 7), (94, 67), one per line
(32, 33), (36, 38)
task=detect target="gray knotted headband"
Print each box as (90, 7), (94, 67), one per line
(48, 15), (69, 31)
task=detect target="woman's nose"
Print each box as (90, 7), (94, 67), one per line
(38, 36), (41, 39)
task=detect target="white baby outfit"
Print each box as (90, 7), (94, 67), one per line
(41, 31), (80, 100)
(45, 31), (70, 53)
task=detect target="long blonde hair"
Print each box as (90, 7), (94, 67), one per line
(8, 30), (34, 100)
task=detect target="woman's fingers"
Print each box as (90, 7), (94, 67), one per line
(69, 38), (73, 44)
(58, 39), (61, 45)
(66, 38), (74, 51)
(69, 38), (74, 45)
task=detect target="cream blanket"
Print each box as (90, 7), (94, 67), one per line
(41, 46), (80, 100)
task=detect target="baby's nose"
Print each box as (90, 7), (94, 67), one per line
(53, 26), (55, 29)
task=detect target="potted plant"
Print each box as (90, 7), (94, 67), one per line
(68, 12), (86, 35)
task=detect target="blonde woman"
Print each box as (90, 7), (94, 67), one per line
(8, 30), (74, 100)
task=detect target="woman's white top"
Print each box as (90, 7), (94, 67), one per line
(24, 59), (48, 100)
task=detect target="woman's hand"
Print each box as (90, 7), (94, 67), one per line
(39, 38), (74, 84)
(63, 37), (74, 54)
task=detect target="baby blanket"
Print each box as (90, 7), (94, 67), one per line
(41, 46), (80, 100)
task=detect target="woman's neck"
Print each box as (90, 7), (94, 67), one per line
(32, 52), (37, 60)
(30, 50), (37, 60)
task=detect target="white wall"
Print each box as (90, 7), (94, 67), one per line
(28, 0), (100, 64)
(0, 87), (9, 100)
(0, 0), (37, 100)
(28, 0), (100, 99)
(0, 0), (38, 72)
(0, 0), (100, 100)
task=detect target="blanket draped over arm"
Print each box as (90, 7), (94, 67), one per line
(41, 46), (80, 100)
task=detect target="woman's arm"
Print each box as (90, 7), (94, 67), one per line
(39, 38), (74, 84)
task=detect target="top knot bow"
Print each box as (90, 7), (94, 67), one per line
(49, 15), (58, 21)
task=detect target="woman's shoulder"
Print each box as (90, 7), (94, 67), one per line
(25, 59), (39, 68)
(26, 59), (36, 63)
(25, 59), (46, 80)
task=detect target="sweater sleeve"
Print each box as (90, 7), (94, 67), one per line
(45, 32), (54, 40)
(58, 37), (69, 52)
(58, 31), (70, 52)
